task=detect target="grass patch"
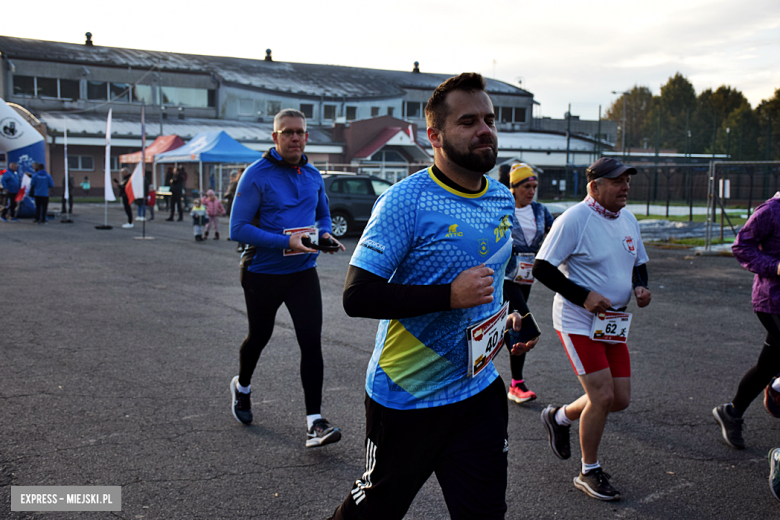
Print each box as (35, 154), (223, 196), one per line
(666, 237), (735, 246)
(634, 213), (747, 226)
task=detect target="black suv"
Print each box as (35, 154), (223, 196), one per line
(321, 172), (392, 237)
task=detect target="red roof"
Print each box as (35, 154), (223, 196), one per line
(352, 127), (404, 160)
(119, 135), (185, 163)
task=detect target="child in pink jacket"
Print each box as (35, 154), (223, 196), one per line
(203, 189), (226, 240)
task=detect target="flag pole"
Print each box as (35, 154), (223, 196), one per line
(96, 108), (115, 229)
(135, 102), (154, 240)
(61, 125), (73, 223)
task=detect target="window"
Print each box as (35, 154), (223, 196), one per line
(13, 75), (35, 96)
(329, 179), (344, 194)
(323, 104), (337, 120)
(404, 101), (422, 118)
(110, 83), (131, 102)
(346, 106), (357, 121)
(514, 108), (526, 123)
(110, 156), (120, 171)
(238, 99), (255, 116)
(67, 155), (94, 171)
(38, 77), (58, 98)
(266, 100), (281, 116)
(161, 86), (216, 107)
(60, 79), (79, 100)
(13, 76), (79, 99)
(300, 103), (314, 119)
(133, 85), (153, 104)
(371, 107), (380, 117)
(387, 107), (394, 116)
(371, 179), (392, 196)
(87, 81), (108, 100)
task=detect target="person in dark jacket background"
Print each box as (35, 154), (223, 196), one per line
(166, 167), (185, 221)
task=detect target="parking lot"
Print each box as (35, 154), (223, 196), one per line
(1, 203), (778, 519)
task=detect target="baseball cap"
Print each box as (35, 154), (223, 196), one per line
(586, 157), (637, 181)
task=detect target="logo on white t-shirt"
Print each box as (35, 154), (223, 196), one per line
(623, 236), (636, 254)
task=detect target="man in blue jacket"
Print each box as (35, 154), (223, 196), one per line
(229, 108), (345, 448)
(31, 162), (54, 224)
(1, 162), (21, 222)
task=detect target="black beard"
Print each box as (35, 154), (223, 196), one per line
(442, 136), (497, 174)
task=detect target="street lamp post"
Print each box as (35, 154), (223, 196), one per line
(612, 90), (629, 159)
(726, 127), (731, 159)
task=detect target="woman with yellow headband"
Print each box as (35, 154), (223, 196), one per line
(501, 163), (554, 403)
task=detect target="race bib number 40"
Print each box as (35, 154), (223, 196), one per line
(467, 301), (509, 377)
(590, 311), (632, 344)
(283, 226), (317, 256)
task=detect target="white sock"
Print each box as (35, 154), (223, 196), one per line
(773, 378), (780, 393)
(237, 382), (251, 394)
(556, 406), (572, 426)
(307, 414), (322, 430)
(582, 460), (601, 474)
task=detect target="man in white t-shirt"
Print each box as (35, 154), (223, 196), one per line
(533, 157), (651, 501)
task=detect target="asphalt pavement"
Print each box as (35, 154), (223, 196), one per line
(1, 203), (778, 519)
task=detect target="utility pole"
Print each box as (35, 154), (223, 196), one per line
(612, 91), (629, 159)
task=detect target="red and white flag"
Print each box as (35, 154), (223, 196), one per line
(126, 162), (144, 204)
(407, 125), (415, 143)
(15, 173), (30, 202)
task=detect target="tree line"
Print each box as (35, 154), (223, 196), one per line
(605, 73), (780, 161)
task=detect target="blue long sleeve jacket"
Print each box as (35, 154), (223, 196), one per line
(230, 148), (332, 275)
(31, 170), (54, 197)
(2, 169), (21, 193)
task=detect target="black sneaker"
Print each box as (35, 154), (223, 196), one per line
(713, 404), (745, 449)
(306, 418), (341, 448)
(230, 376), (252, 425)
(541, 405), (571, 460)
(574, 467), (620, 501)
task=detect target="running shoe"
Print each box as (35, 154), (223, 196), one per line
(765, 378), (780, 418)
(712, 404), (745, 449)
(230, 375), (253, 425)
(574, 467), (620, 501)
(121, 223), (134, 229)
(541, 405), (571, 460)
(0, 216), (7, 222)
(306, 418), (341, 448)
(507, 383), (536, 404)
(10, 217), (19, 222)
(770, 448), (780, 501)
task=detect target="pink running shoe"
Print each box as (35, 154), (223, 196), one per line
(508, 383), (536, 404)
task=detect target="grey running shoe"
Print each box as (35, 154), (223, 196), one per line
(541, 405), (571, 460)
(574, 467), (620, 501)
(765, 378), (780, 418)
(230, 376), (253, 425)
(306, 418), (341, 448)
(769, 448), (780, 501)
(712, 404), (745, 449)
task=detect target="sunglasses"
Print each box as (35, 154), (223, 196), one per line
(275, 129), (307, 137)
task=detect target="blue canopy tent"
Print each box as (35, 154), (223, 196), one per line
(154, 130), (263, 196)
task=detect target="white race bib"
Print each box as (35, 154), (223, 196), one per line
(513, 254), (535, 285)
(467, 301), (509, 377)
(283, 226), (317, 256)
(590, 311), (632, 344)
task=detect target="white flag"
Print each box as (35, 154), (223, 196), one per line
(104, 109), (116, 201)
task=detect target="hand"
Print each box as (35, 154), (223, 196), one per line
(506, 312), (539, 355)
(634, 286), (651, 308)
(450, 264), (494, 309)
(288, 232), (318, 253)
(583, 291), (611, 314)
(321, 232), (346, 254)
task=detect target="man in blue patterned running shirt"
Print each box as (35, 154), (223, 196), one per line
(328, 73), (538, 520)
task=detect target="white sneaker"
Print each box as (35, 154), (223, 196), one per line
(122, 223), (134, 229)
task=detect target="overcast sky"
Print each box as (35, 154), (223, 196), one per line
(4, 0), (779, 121)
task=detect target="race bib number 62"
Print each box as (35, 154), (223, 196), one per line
(590, 311), (632, 344)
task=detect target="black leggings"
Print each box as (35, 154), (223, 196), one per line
(122, 197), (133, 224)
(238, 267), (324, 415)
(34, 196), (49, 222)
(504, 282), (531, 382)
(732, 312), (780, 414)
